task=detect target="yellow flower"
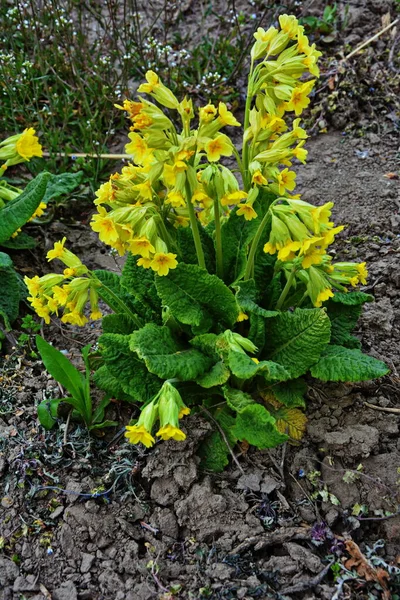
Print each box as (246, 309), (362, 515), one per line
(357, 262), (368, 285)
(277, 168), (296, 195)
(63, 268), (76, 277)
(24, 275), (41, 297)
(252, 170), (268, 186)
(199, 104), (217, 123)
(129, 237), (155, 258)
(322, 225), (344, 248)
(52, 285), (70, 306)
(94, 180), (114, 205)
(61, 311), (88, 326)
(137, 70), (160, 93)
(133, 180), (153, 201)
(220, 190), (247, 206)
(114, 99), (144, 119)
(125, 424), (155, 448)
(47, 237), (67, 261)
(91, 207), (120, 246)
(251, 357), (260, 364)
(156, 424), (186, 442)
(277, 241), (302, 261)
(125, 132), (149, 164)
(316, 288), (334, 306)
(237, 311), (249, 322)
(292, 143), (308, 164)
(150, 252), (178, 276)
(132, 112), (153, 130)
(90, 310), (102, 320)
(285, 80), (315, 116)
(278, 14), (299, 38)
(166, 190), (186, 208)
(178, 406), (191, 418)
(15, 128), (43, 160)
(137, 256), (152, 269)
(30, 202), (46, 220)
(218, 102), (241, 127)
(205, 135), (233, 162)
(237, 203), (258, 221)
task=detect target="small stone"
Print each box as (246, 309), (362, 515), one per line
(53, 581), (78, 600)
(80, 552), (95, 574)
(0, 558), (19, 584)
(51, 506), (64, 519)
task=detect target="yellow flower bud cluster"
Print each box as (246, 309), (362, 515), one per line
(262, 198), (368, 306)
(25, 238), (102, 325)
(0, 128), (43, 171)
(124, 381), (190, 448)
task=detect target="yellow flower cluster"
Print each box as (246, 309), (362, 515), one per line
(0, 128), (43, 171)
(25, 238), (101, 325)
(124, 381), (190, 448)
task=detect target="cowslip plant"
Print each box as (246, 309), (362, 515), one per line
(35, 335), (118, 431)
(0, 129), (83, 329)
(27, 15), (389, 471)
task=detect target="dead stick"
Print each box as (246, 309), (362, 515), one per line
(342, 18), (399, 62)
(202, 407), (245, 476)
(63, 408), (72, 446)
(364, 401), (400, 415)
(280, 561), (334, 595)
(42, 152), (130, 160)
(228, 526), (310, 555)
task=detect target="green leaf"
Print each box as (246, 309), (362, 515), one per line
(89, 420), (118, 430)
(196, 361), (230, 388)
(93, 270), (122, 310)
(222, 386), (255, 413)
(248, 313), (266, 352)
(198, 431), (230, 472)
(121, 254), (162, 316)
(233, 404), (288, 448)
(234, 279), (279, 318)
(37, 398), (62, 430)
(227, 350), (291, 382)
(265, 308), (331, 378)
(93, 365), (135, 403)
(41, 171), (83, 204)
(35, 335), (87, 409)
(220, 205), (261, 284)
(1, 232), (36, 249)
(130, 323), (213, 380)
(155, 263), (239, 334)
(0, 172), (51, 243)
(331, 291), (374, 306)
(326, 299), (362, 349)
(99, 333), (161, 402)
(198, 408), (237, 472)
(310, 345), (389, 382)
(271, 379), (307, 408)
(190, 333), (220, 360)
(102, 314), (138, 335)
(0, 253), (20, 325)
(176, 225), (216, 274)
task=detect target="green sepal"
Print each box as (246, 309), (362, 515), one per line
(310, 345), (389, 382)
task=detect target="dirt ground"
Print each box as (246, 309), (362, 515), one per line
(1, 1), (400, 599)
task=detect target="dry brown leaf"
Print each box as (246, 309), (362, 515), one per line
(344, 540), (391, 600)
(384, 172), (399, 179)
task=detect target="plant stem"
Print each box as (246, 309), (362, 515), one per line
(185, 180), (206, 270)
(242, 59), (254, 191)
(275, 268), (297, 311)
(243, 210), (271, 280)
(213, 196), (224, 279)
(95, 279), (143, 328)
